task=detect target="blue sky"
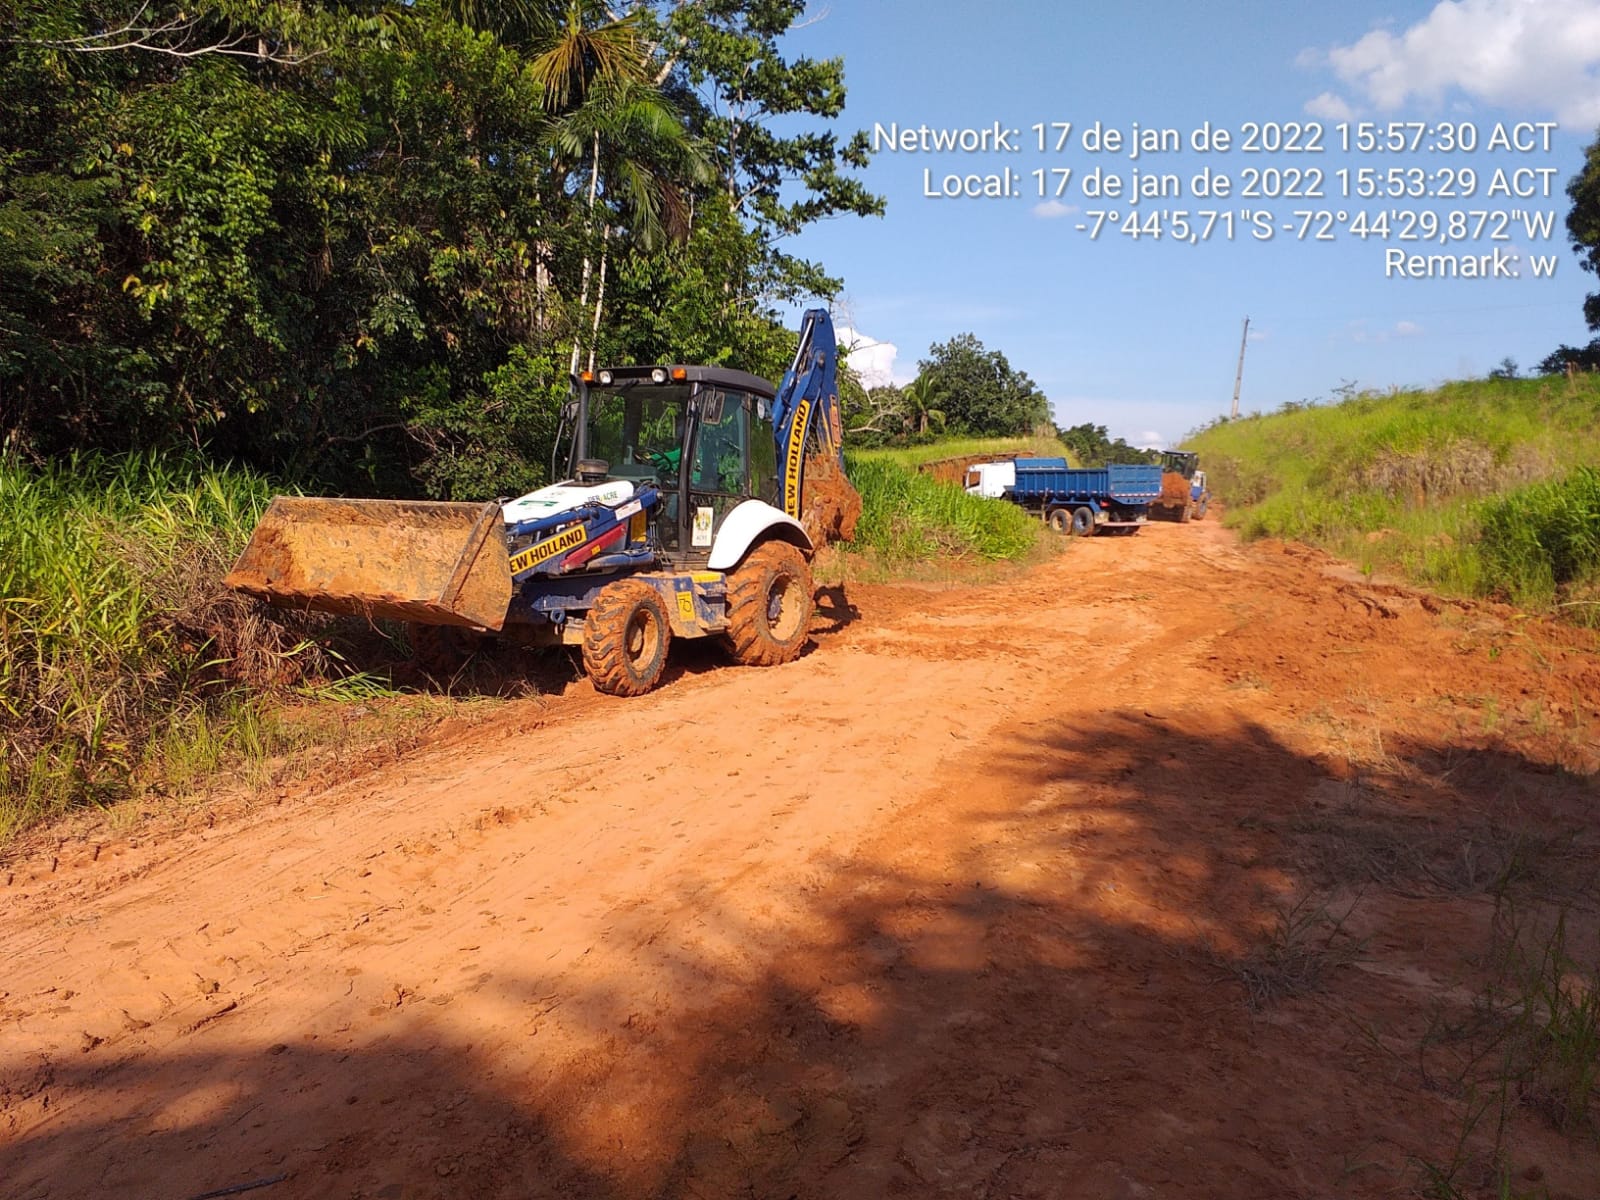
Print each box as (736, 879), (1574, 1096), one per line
(772, 0), (1600, 448)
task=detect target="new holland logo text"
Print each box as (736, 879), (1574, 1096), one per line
(782, 397), (812, 515)
(509, 524), (587, 574)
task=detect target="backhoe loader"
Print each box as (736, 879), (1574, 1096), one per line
(226, 310), (860, 696)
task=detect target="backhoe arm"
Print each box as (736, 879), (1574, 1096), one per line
(770, 308), (858, 546)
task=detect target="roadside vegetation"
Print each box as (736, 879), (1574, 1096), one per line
(1, 454), (283, 836)
(844, 453), (1043, 565)
(1188, 374), (1600, 623)
(852, 434), (1075, 471)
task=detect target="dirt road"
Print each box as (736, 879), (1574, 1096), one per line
(4, 522), (1598, 1199)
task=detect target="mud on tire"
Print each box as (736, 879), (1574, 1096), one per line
(582, 580), (672, 697)
(723, 541), (814, 667)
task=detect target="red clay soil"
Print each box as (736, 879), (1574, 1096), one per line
(1160, 470), (1192, 502)
(3, 522), (1599, 1199)
(800, 454), (863, 546)
(916, 451), (1025, 486)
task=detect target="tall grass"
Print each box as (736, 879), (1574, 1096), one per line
(0, 453), (318, 837)
(1187, 375), (1600, 617)
(1479, 468), (1600, 611)
(845, 453), (1042, 563)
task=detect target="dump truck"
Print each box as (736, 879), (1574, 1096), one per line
(964, 457), (1163, 536)
(226, 309), (859, 697)
(1150, 450), (1210, 522)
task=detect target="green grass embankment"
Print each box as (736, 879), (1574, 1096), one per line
(852, 434), (1078, 471)
(1187, 375), (1600, 620)
(843, 435), (1074, 567)
(845, 454), (1042, 564)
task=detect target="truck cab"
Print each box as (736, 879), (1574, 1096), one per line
(964, 461), (1017, 499)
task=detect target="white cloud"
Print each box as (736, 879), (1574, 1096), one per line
(836, 325), (913, 388)
(1304, 90), (1356, 121)
(1313, 0), (1600, 126)
(1247, 326), (1268, 343)
(1032, 199), (1080, 219)
(1395, 320), (1423, 337)
(1136, 431), (1167, 451)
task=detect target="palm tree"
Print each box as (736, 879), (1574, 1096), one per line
(901, 376), (946, 437)
(545, 75), (709, 371)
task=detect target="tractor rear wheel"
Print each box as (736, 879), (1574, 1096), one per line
(724, 541), (814, 667)
(582, 580), (672, 697)
(1071, 506), (1097, 537)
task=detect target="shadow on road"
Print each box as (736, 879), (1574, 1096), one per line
(3, 710), (1595, 1199)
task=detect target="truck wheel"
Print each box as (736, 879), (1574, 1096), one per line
(1047, 508), (1071, 535)
(1071, 506), (1097, 537)
(724, 541), (814, 667)
(582, 580), (672, 696)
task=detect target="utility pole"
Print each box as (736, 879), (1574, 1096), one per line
(1230, 316), (1250, 419)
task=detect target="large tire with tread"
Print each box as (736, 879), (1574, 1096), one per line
(1070, 506), (1097, 537)
(723, 541), (814, 667)
(1178, 501), (1193, 523)
(1195, 496), (1209, 520)
(582, 580), (672, 697)
(410, 623), (480, 677)
(1047, 508), (1071, 535)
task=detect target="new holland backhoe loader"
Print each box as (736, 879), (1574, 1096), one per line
(225, 309), (860, 696)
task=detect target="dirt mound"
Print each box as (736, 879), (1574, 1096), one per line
(917, 451), (1025, 486)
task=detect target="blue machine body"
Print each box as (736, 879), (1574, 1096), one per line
(1006, 460), (1163, 511)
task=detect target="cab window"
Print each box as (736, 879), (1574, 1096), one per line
(691, 389), (750, 496)
(750, 397), (777, 505)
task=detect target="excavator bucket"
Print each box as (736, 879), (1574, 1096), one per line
(224, 497), (513, 631)
(800, 453), (862, 546)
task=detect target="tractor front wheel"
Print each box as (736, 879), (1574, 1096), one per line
(724, 541), (814, 667)
(583, 580), (672, 697)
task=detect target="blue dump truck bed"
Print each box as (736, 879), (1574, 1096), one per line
(1007, 459), (1164, 504)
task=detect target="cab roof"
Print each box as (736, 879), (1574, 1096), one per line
(595, 365), (777, 400)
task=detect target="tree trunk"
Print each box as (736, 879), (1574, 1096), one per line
(569, 131), (603, 375)
(586, 227), (611, 373)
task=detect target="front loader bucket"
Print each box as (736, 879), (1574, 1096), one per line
(224, 497), (513, 631)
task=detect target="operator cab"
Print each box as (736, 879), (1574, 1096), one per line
(564, 365), (780, 562)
